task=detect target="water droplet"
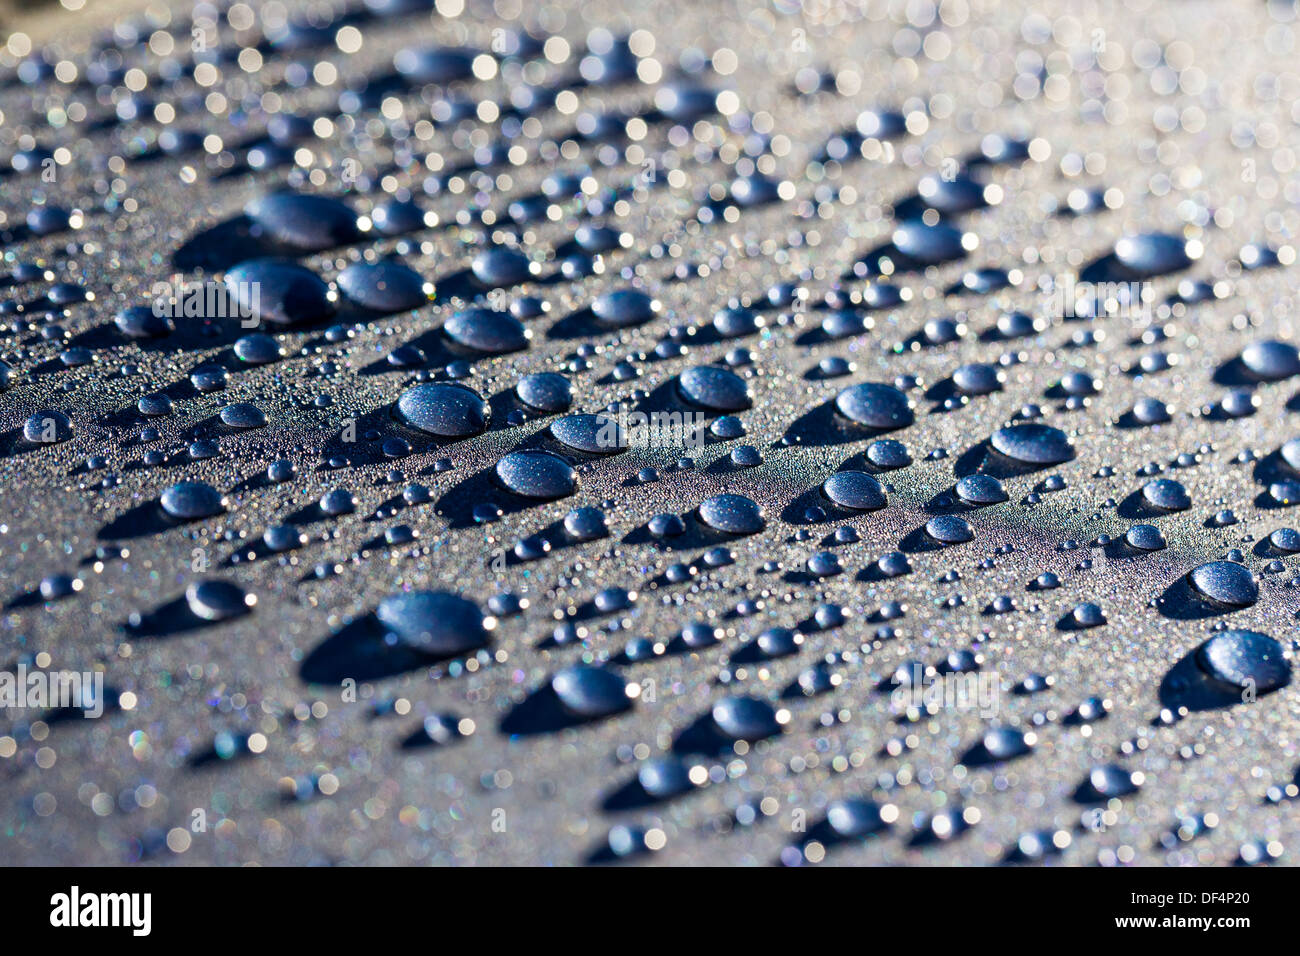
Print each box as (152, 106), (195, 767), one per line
(220, 402), (266, 429)
(225, 259), (334, 326)
(376, 591), (489, 656)
(550, 413), (626, 454)
(698, 494), (765, 534)
(245, 192), (361, 251)
(495, 450), (577, 500)
(1240, 340), (1300, 381)
(677, 365), (751, 412)
(989, 423), (1074, 464)
(443, 308), (530, 354)
(23, 410), (74, 444)
(551, 666), (632, 718)
(186, 579), (255, 621)
(1187, 562), (1258, 608)
(955, 474), (1007, 506)
(591, 289), (659, 328)
(1113, 233), (1194, 278)
(394, 382), (489, 437)
(822, 471), (887, 510)
(516, 372), (572, 413)
(336, 260), (429, 313)
(711, 696), (782, 741)
(160, 481), (226, 520)
(1141, 478), (1190, 511)
(925, 515), (973, 544)
(834, 383), (914, 430)
(1196, 630), (1290, 692)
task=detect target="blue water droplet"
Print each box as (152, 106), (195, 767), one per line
(394, 382), (489, 437)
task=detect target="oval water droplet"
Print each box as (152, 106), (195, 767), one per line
(494, 450), (577, 500)
(989, 423), (1075, 465)
(394, 382), (489, 437)
(376, 591), (489, 656)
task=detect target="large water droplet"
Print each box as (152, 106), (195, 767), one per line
(711, 696), (782, 741)
(678, 365), (752, 412)
(1196, 630), (1290, 692)
(834, 383), (914, 430)
(591, 289), (659, 328)
(336, 260), (429, 313)
(160, 481), (226, 520)
(551, 666), (633, 718)
(394, 382), (489, 437)
(822, 471), (887, 510)
(989, 423), (1074, 464)
(225, 259), (334, 326)
(495, 450), (577, 500)
(245, 192), (360, 251)
(698, 494), (765, 535)
(376, 591), (490, 656)
(1187, 562), (1258, 608)
(443, 308), (530, 354)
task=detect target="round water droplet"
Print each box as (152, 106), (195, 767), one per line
(471, 247), (534, 287)
(550, 413), (626, 454)
(678, 365), (751, 412)
(1087, 764), (1139, 798)
(952, 363), (1004, 395)
(1269, 528), (1300, 553)
(185, 579), (255, 621)
(234, 333), (283, 364)
(826, 799), (887, 838)
(319, 489), (356, 516)
(220, 402), (266, 429)
(515, 372), (572, 413)
(989, 423), (1075, 464)
(376, 591), (489, 656)
(982, 726), (1032, 760)
(115, 305), (172, 339)
(592, 289), (659, 328)
(834, 383), (914, 430)
(1131, 397), (1171, 425)
(245, 192), (360, 251)
(1113, 233), (1194, 278)
(225, 259), (334, 326)
(394, 382), (489, 437)
(564, 507), (607, 541)
(160, 481), (226, 520)
(1187, 562), (1258, 608)
(551, 666), (632, 718)
(822, 471), (887, 510)
(891, 220), (970, 265)
(443, 308), (530, 354)
(336, 260), (428, 313)
(1125, 524), (1166, 551)
(1240, 340), (1300, 381)
(925, 515), (973, 544)
(23, 410), (74, 444)
(711, 696), (781, 741)
(1141, 478), (1190, 511)
(698, 494), (765, 534)
(494, 450), (577, 500)
(1196, 630), (1290, 692)
(955, 474), (1007, 506)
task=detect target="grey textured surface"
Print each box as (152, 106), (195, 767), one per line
(2, 0), (1300, 866)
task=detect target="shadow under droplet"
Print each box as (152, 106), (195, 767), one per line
(299, 614), (434, 684)
(1157, 649), (1256, 713)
